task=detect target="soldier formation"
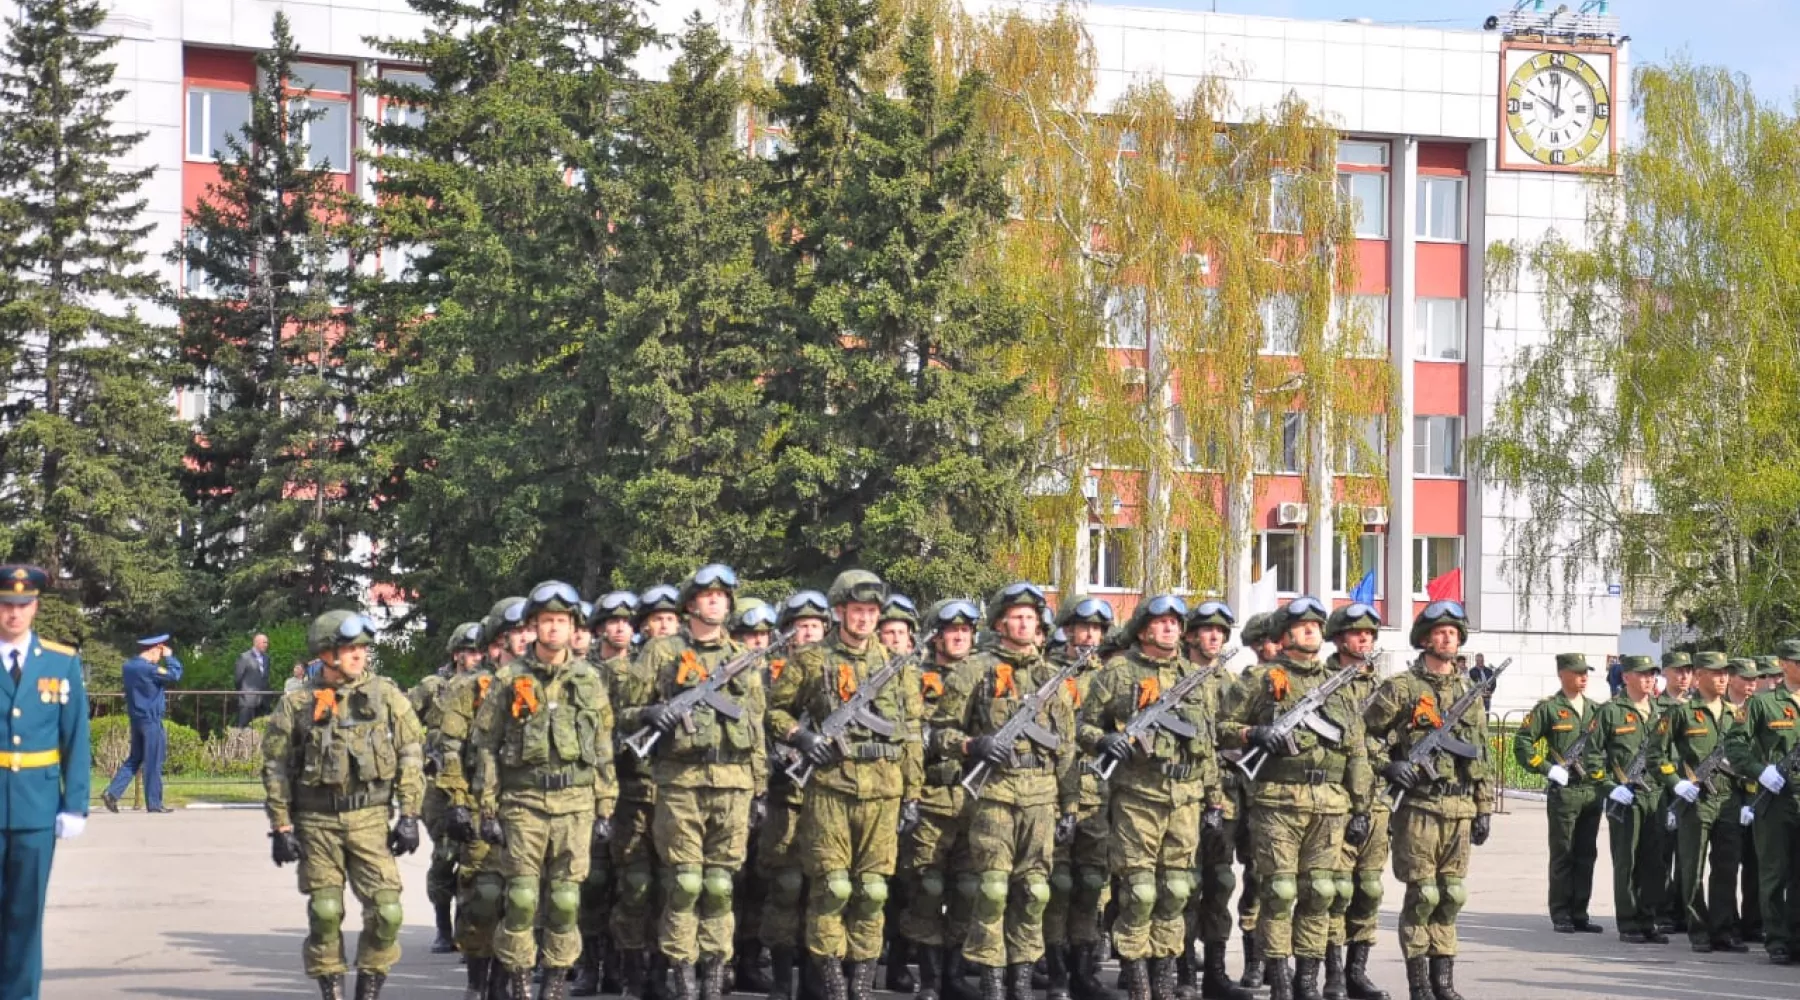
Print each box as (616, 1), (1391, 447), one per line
(264, 570), (1514, 1000)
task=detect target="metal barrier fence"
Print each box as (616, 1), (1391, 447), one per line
(88, 689), (267, 808)
(1488, 708), (1542, 814)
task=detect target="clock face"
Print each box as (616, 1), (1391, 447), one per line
(1504, 51), (1612, 167)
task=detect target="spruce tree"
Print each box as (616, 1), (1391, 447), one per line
(170, 12), (374, 626)
(0, 0), (188, 641)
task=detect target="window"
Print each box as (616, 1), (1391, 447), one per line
(290, 96), (352, 171)
(1336, 414), (1385, 476)
(1413, 415), (1464, 477)
(289, 62), (352, 93)
(1169, 405), (1220, 469)
(1332, 533), (1383, 596)
(177, 368), (231, 422)
(186, 87), (250, 161)
(1088, 526), (1137, 590)
(1268, 172), (1304, 233)
(1260, 294), (1301, 354)
(1256, 410), (1305, 474)
(1332, 294), (1387, 357)
(1103, 287), (1148, 349)
(1412, 536), (1463, 597)
(1337, 140), (1389, 167)
(1416, 298), (1466, 361)
(381, 69), (431, 133)
(1255, 530), (1303, 596)
(182, 226), (221, 298)
(379, 242), (425, 280)
(1416, 176), (1466, 242)
(1337, 172), (1387, 238)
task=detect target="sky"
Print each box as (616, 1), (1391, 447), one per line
(1096, 0), (1800, 105)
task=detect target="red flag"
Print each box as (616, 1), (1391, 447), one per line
(1426, 567), (1463, 602)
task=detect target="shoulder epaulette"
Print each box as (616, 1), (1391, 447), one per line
(38, 639), (75, 656)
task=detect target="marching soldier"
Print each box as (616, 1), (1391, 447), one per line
(576, 590), (641, 998)
(1511, 652), (1604, 935)
(1080, 594), (1233, 1000)
(1363, 601), (1492, 1000)
(1581, 653), (1672, 948)
(1725, 639), (1800, 965)
(1727, 658), (1762, 946)
(1226, 613), (1280, 990)
(632, 565), (767, 1000)
(423, 624), (486, 954)
(1666, 651), (1745, 952)
(638, 585), (683, 641)
(1222, 598), (1370, 1000)
(469, 581), (619, 999)
(932, 582), (1078, 1000)
(881, 595), (919, 657)
(1653, 651), (1695, 936)
(1322, 603), (1389, 1000)
(731, 598), (780, 995)
(770, 570), (924, 1000)
(262, 610), (425, 1000)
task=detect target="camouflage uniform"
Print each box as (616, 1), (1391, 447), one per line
(1043, 603), (1115, 1000)
(434, 652), (507, 995)
(602, 642), (662, 997)
(1218, 613), (1279, 990)
(261, 614), (425, 998)
(898, 639), (978, 987)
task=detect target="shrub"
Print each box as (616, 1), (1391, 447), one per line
(89, 715), (205, 776)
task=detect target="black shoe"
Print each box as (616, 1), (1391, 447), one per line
(149, 805), (174, 813)
(917, 945), (945, 1000)
(946, 951), (984, 1000)
(1322, 947), (1347, 1000)
(571, 937), (601, 996)
(1291, 957), (1322, 1000)
(978, 965), (1007, 1000)
(318, 974), (345, 1000)
(888, 941), (918, 994)
(432, 901), (457, 954)
(1645, 931), (1670, 944)
(1426, 957), (1464, 1000)
(1119, 961), (1151, 1000)
(698, 956), (724, 1000)
(1551, 921), (1575, 934)
(1769, 948), (1792, 966)
(1745, 929), (1766, 943)
(1237, 935), (1263, 991)
(1618, 933), (1649, 944)
(354, 970), (387, 1000)
(1046, 943), (1072, 1000)
(850, 960), (879, 1000)
(1655, 921), (1680, 936)
(739, 945), (774, 995)
(817, 955), (850, 1000)
(1010, 962), (1038, 1000)
(1072, 943), (1115, 1000)
(1402, 958), (1430, 1000)
(509, 966), (538, 1000)
(1571, 919), (1604, 934)
(769, 948), (798, 1000)
(102, 792), (119, 813)
(544, 968), (571, 1000)
(1719, 938), (1750, 953)
(1263, 959), (1293, 1000)
(1343, 944), (1388, 1000)
(1691, 940), (1714, 953)
(1199, 941), (1251, 1000)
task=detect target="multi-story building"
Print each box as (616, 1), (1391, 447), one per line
(81, 0), (1627, 710)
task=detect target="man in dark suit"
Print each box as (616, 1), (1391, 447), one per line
(0, 564), (91, 999)
(234, 633), (270, 727)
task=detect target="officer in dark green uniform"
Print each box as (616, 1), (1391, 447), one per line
(1665, 651), (1745, 952)
(1653, 651), (1695, 936)
(1725, 639), (1800, 964)
(1581, 654), (1673, 945)
(1511, 652), (1603, 934)
(1726, 657), (1761, 947)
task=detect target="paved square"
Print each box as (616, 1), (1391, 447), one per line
(41, 799), (1800, 999)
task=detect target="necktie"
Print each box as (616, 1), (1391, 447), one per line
(8, 650), (19, 686)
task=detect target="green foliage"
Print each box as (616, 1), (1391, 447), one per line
(89, 714), (205, 776)
(173, 619), (310, 693)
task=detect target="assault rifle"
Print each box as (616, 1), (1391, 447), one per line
(625, 630), (797, 759)
(1601, 694), (1663, 824)
(785, 652), (923, 788)
(1739, 740), (1800, 826)
(1235, 657), (1366, 781)
(1387, 657), (1512, 811)
(1086, 647), (1239, 781)
(961, 647), (1098, 797)
(1667, 742), (1732, 830)
(1549, 716), (1598, 771)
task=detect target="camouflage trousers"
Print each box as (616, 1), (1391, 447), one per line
(757, 796), (806, 950)
(655, 785), (751, 963)
(1109, 793), (1200, 961)
(453, 834), (502, 959)
(609, 798), (659, 951)
(1391, 806), (1473, 959)
(801, 785), (901, 961)
(422, 787), (458, 910)
(1190, 815), (1241, 945)
(578, 831), (611, 939)
(897, 795), (970, 948)
(1248, 785), (1350, 960)
(293, 806), (405, 978)
(1329, 805), (1391, 946)
(1045, 801), (1110, 947)
(963, 798), (1055, 968)
(495, 803), (595, 970)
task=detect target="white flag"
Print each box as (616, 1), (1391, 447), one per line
(1247, 563), (1280, 615)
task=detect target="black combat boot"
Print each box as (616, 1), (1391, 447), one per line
(739, 944), (774, 994)
(318, 974), (345, 1000)
(1009, 962), (1037, 1000)
(1146, 957), (1175, 1000)
(1262, 958), (1292, 1000)
(1199, 941), (1251, 1000)
(1236, 935), (1262, 990)
(1177, 941), (1198, 997)
(1343, 944), (1387, 1000)
(888, 939), (918, 993)
(463, 957), (493, 1000)
(543, 968), (572, 1000)
(769, 947), (798, 1000)
(671, 962), (699, 1000)
(1045, 944), (1072, 1000)
(354, 971), (387, 1000)
(1402, 957), (1431, 1000)
(618, 951), (648, 1000)
(432, 900), (456, 953)
(945, 951), (983, 1000)
(1293, 957), (1323, 1000)
(850, 959), (879, 1000)
(1118, 960), (1151, 1000)
(698, 955), (726, 1000)
(1425, 957), (1463, 1000)
(1322, 946), (1346, 1000)
(509, 966), (536, 1000)
(977, 964), (1007, 1000)
(917, 945), (945, 1000)
(571, 938), (602, 996)
(816, 954), (850, 1000)
(1071, 943), (1113, 1000)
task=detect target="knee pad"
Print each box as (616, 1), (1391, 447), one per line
(548, 880), (582, 932)
(1263, 874), (1298, 918)
(1014, 873), (1051, 923)
(700, 867), (735, 917)
(369, 889), (404, 948)
(620, 864), (655, 908)
(1153, 870), (1194, 920)
(467, 873), (504, 923)
(307, 888), (345, 940)
(975, 870), (1011, 922)
(851, 873), (889, 919)
(1208, 864), (1237, 896)
(1436, 878), (1467, 922)
(504, 877), (540, 933)
(1075, 865), (1109, 894)
(1302, 870), (1337, 909)
(954, 872), (981, 903)
(1050, 863), (1074, 895)
(771, 868), (806, 907)
(1404, 882), (1440, 924)
(1329, 873), (1354, 911)
(1121, 870), (1158, 923)
(667, 864), (704, 914)
(817, 869), (854, 917)
(917, 869), (946, 903)
(1355, 873), (1385, 905)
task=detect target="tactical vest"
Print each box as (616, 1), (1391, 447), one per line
(921, 659), (962, 788)
(969, 654), (1065, 773)
(663, 647), (758, 764)
(498, 663), (605, 789)
(296, 678), (398, 812)
(1257, 659), (1352, 786)
(1121, 653), (1213, 778)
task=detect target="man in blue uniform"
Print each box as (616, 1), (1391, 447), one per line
(101, 634), (183, 814)
(0, 564), (92, 1000)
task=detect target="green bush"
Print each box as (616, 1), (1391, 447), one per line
(89, 715), (205, 776)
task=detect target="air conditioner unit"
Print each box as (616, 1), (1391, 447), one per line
(1277, 501), (1308, 526)
(1081, 475), (1100, 500)
(1120, 366), (1147, 386)
(1361, 505), (1389, 526)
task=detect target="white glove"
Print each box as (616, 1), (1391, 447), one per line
(1742, 805), (1758, 826)
(1546, 765), (1570, 787)
(54, 813), (85, 840)
(1607, 785), (1634, 807)
(1674, 780), (1700, 803)
(1760, 764), (1787, 794)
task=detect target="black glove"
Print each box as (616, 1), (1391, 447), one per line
(270, 828), (301, 867)
(1097, 732), (1134, 764)
(591, 816), (613, 847)
(423, 747), (443, 778)
(1345, 813), (1372, 847)
(388, 815), (421, 856)
(446, 805), (476, 843)
(1247, 726), (1296, 756)
(750, 796), (769, 830)
(1054, 813), (1078, 844)
(1471, 813), (1491, 847)
(480, 813), (506, 846)
(899, 799), (922, 835)
(1201, 806), (1225, 832)
(966, 735), (1012, 768)
(645, 702), (681, 735)
(792, 729), (838, 767)
(1381, 760), (1421, 790)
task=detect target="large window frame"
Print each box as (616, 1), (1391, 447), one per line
(286, 60), (354, 174)
(1332, 532), (1384, 597)
(1255, 530), (1304, 597)
(186, 86), (251, 163)
(1336, 140), (1389, 240)
(1088, 524), (1139, 592)
(1413, 415), (1464, 478)
(1415, 298), (1467, 361)
(1412, 536), (1464, 599)
(1416, 175), (1467, 243)
(1256, 410), (1306, 475)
